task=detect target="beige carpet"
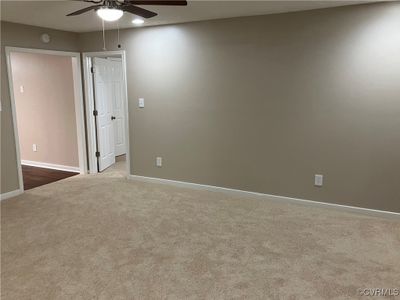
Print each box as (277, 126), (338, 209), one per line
(2, 161), (400, 299)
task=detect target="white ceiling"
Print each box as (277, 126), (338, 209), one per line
(1, 0), (381, 33)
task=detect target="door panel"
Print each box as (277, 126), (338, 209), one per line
(110, 59), (126, 156)
(93, 57), (115, 171)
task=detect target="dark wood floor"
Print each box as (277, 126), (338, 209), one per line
(22, 165), (79, 190)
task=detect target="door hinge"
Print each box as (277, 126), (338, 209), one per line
(93, 110), (98, 116)
(95, 151), (100, 158)
(91, 66), (95, 74)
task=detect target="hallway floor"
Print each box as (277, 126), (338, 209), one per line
(21, 164), (79, 190)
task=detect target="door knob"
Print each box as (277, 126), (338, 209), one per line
(111, 116), (116, 120)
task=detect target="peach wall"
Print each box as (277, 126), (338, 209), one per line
(10, 52), (79, 167)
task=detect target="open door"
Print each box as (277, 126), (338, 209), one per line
(93, 57), (115, 171)
(110, 59), (126, 156)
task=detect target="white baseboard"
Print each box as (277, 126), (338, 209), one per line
(21, 160), (80, 173)
(0, 189), (23, 201)
(128, 175), (400, 218)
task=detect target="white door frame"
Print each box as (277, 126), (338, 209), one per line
(82, 50), (130, 176)
(5, 47), (88, 194)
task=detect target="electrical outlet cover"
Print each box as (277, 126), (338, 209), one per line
(156, 157), (162, 167)
(314, 174), (323, 187)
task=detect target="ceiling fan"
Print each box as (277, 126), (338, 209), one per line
(67, 0), (187, 21)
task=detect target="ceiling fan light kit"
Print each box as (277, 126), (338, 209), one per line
(96, 7), (123, 22)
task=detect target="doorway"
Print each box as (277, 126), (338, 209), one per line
(82, 51), (130, 175)
(5, 47), (87, 191)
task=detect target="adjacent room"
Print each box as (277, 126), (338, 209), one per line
(8, 50), (83, 190)
(1, 1), (399, 299)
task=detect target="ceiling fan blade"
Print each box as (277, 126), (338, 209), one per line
(67, 4), (102, 16)
(125, 0), (187, 5)
(122, 5), (158, 18)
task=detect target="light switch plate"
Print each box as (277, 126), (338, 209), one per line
(20, 85), (24, 93)
(139, 98), (144, 108)
(33, 144), (38, 152)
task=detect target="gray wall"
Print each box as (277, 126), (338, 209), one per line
(79, 3), (400, 212)
(1, 22), (80, 193)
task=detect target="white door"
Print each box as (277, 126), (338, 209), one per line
(109, 59), (126, 156)
(93, 57), (115, 171)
